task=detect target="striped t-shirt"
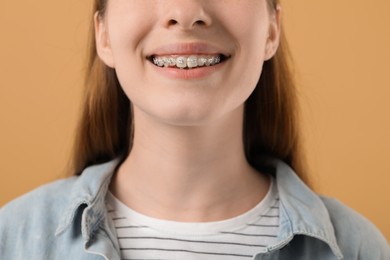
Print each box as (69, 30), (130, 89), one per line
(106, 178), (280, 260)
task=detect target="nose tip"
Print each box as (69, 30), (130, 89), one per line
(162, 2), (212, 30)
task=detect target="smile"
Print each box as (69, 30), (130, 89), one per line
(149, 54), (228, 69)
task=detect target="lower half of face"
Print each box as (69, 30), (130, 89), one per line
(115, 48), (265, 126)
(105, 0), (272, 126)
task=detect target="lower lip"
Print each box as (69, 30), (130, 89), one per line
(148, 61), (226, 80)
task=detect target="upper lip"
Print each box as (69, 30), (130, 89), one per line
(147, 42), (231, 57)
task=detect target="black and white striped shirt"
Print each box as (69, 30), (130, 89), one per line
(107, 179), (279, 260)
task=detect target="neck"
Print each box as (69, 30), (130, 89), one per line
(110, 105), (270, 222)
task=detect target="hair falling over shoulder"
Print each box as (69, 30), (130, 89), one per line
(70, 0), (310, 186)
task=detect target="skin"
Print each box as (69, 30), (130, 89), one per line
(95, 0), (281, 222)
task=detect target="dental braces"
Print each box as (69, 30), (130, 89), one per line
(153, 55), (221, 69)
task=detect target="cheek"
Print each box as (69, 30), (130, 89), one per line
(106, 15), (153, 95)
(106, 1), (156, 67)
(218, 3), (270, 71)
(224, 61), (264, 111)
(222, 23), (269, 105)
(108, 22), (148, 62)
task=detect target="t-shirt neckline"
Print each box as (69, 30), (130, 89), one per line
(107, 178), (278, 236)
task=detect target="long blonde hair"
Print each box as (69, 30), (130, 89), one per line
(71, 0), (309, 184)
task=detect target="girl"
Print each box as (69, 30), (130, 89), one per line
(1, 0), (388, 259)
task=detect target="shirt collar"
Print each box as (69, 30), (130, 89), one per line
(55, 159), (120, 242)
(266, 158), (343, 259)
(55, 158), (343, 259)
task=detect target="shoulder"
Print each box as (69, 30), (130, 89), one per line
(1, 176), (78, 218)
(0, 177), (79, 254)
(320, 196), (390, 259)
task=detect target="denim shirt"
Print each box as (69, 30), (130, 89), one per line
(1, 159), (389, 259)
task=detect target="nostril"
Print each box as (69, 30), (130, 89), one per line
(166, 19), (208, 29)
(168, 19), (178, 26)
(194, 20), (206, 26)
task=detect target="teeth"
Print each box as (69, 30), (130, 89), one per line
(152, 55), (222, 69)
(198, 57), (207, 66)
(176, 57), (187, 69)
(168, 57), (176, 66)
(187, 56), (198, 69)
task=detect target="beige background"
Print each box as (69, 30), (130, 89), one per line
(1, 1), (389, 242)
